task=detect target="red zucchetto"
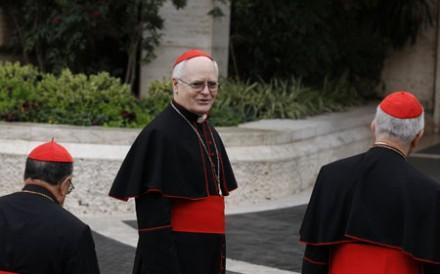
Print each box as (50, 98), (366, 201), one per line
(379, 91), (423, 119)
(28, 139), (73, 163)
(174, 49), (212, 67)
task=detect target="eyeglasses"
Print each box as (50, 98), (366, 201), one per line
(178, 79), (220, 93)
(66, 178), (75, 194)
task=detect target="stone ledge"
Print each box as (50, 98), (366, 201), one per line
(0, 104), (375, 148)
(239, 104), (375, 143)
(0, 105), (375, 215)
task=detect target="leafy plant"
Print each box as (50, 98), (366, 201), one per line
(0, 62), (150, 127)
(0, 62), (363, 127)
(210, 75), (362, 126)
(0, 62), (42, 121)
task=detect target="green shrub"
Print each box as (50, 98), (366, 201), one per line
(210, 74), (362, 126)
(0, 62), (150, 127)
(0, 62), (363, 128)
(141, 79), (173, 117)
(0, 63), (43, 121)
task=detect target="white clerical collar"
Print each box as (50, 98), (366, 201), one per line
(197, 114), (208, 124)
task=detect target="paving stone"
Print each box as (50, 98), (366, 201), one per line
(226, 206), (306, 272)
(93, 232), (135, 273)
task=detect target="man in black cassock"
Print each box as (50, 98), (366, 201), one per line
(0, 140), (100, 274)
(109, 49), (238, 274)
(300, 91), (440, 274)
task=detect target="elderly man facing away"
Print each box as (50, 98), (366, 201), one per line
(300, 91), (440, 274)
(0, 140), (100, 274)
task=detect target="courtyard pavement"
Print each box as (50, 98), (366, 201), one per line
(88, 140), (440, 274)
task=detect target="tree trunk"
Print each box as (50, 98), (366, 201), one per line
(9, 12), (29, 63)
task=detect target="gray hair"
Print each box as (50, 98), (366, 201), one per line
(373, 106), (424, 143)
(171, 58), (219, 79)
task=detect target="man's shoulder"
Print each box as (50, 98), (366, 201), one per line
(0, 193), (17, 210)
(0, 192), (16, 201)
(0, 193), (89, 234)
(321, 152), (365, 173)
(139, 105), (176, 134)
(50, 206), (89, 230)
(22, 197), (89, 233)
(42, 206), (92, 242)
(312, 153), (366, 191)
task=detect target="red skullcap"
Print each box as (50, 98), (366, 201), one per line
(379, 91), (423, 119)
(28, 139), (73, 163)
(174, 49), (212, 67)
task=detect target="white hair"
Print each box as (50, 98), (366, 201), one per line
(373, 106), (424, 143)
(171, 57), (219, 79)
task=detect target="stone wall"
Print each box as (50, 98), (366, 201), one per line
(139, 0), (230, 96)
(381, 26), (437, 112)
(381, 10), (440, 130)
(0, 105), (374, 215)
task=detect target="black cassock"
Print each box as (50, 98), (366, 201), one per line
(300, 146), (440, 274)
(0, 184), (100, 274)
(109, 102), (238, 274)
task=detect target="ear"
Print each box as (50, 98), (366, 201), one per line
(370, 120), (376, 141)
(411, 130), (424, 149)
(59, 176), (71, 196)
(172, 78), (179, 95)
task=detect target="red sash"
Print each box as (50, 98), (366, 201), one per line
(330, 243), (421, 274)
(0, 271), (18, 274)
(171, 196), (225, 234)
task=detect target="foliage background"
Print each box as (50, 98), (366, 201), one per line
(0, 0), (434, 100)
(0, 1), (434, 128)
(0, 0), (187, 90)
(229, 0), (433, 97)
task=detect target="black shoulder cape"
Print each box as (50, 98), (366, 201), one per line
(109, 103), (237, 200)
(300, 146), (440, 263)
(0, 185), (100, 273)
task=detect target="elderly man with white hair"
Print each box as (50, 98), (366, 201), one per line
(109, 49), (237, 274)
(300, 91), (440, 274)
